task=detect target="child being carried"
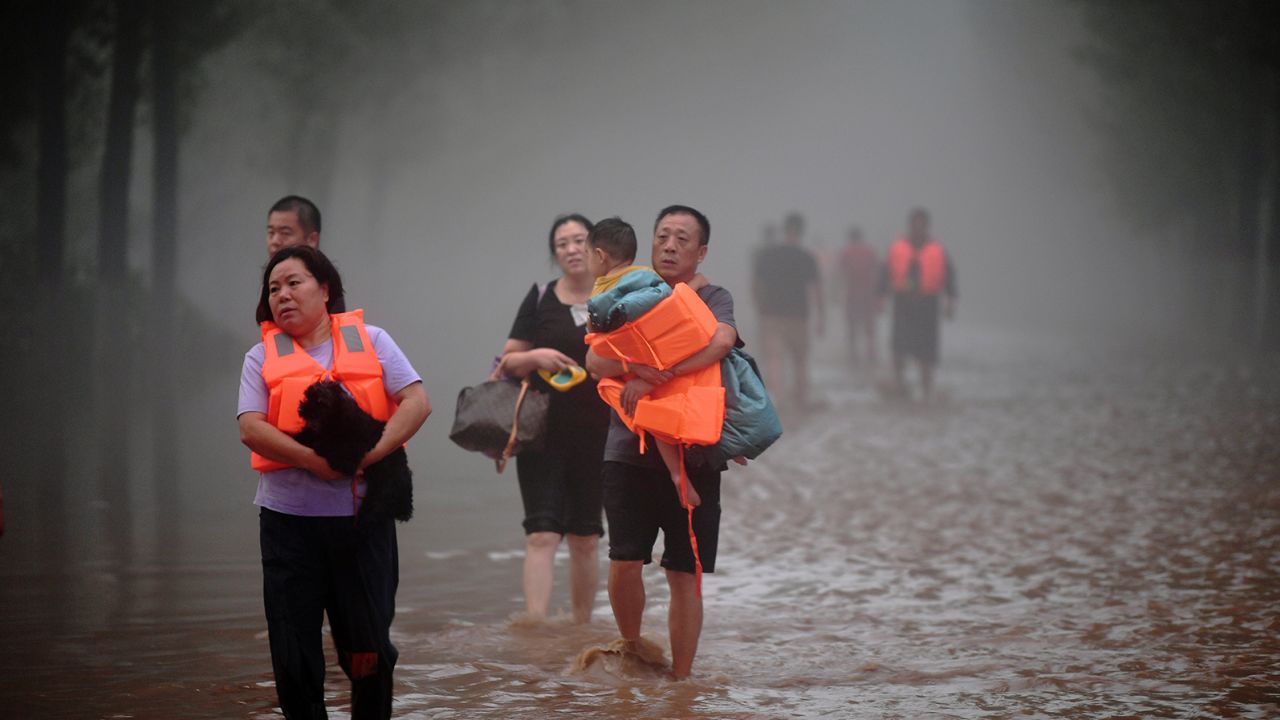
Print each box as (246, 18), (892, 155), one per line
(584, 217), (718, 508)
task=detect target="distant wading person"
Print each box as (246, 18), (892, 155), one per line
(238, 246), (430, 718)
(265, 195), (345, 312)
(839, 225), (881, 368)
(752, 212), (823, 410)
(586, 205), (742, 679)
(499, 214), (609, 623)
(880, 207), (957, 402)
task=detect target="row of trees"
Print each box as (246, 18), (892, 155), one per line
(0, 0), (460, 563)
(1075, 0), (1280, 345)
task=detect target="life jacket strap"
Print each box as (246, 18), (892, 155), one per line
(680, 444), (703, 597)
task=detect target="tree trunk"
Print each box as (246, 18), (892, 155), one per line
(36, 0), (71, 287)
(95, 0), (145, 567)
(1257, 71), (1280, 347)
(151, 0), (180, 558)
(98, 0), (143, 283)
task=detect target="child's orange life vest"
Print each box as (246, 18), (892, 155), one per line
(888, 237), (947, 295)
(587, 283), (725, 447)
(250, 310), (395, 473)
(585, 283), (719, 371)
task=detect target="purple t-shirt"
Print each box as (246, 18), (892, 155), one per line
(237, 324), (421, 517)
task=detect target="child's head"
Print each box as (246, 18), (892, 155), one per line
(587, 216), (638, 278)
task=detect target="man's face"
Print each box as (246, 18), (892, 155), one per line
(652, 212), (707, 284)
(267, 210), (318, 257)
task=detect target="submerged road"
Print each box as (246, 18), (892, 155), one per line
(2, 325), (1277, 718)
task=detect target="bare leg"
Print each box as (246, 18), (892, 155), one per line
(865, 319), (878, 367)
(656, 440), (699, 508)
(892, 353), (907, 395)
(566, 534), (600, 624)
(609, 560), (645, 642)
(665, 569), (704, 679)
(522, 531), (561, 619)
(793, 331), (810, 409)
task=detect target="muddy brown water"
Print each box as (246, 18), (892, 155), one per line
(2, 326), (1277, 718)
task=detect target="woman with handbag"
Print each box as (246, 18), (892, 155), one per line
(498, 214), (610, 624)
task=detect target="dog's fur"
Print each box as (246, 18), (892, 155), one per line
(294, 381), (413, 523)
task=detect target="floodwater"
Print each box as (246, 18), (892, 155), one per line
(2, 325), (1278, 718)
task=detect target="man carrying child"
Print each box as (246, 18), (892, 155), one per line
(585, 205), (740, 680)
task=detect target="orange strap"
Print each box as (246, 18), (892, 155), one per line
(679, 445), (703, 597)
(496, 376), (531, 474)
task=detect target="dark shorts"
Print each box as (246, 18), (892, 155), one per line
(601, 461), (721, 574)
(516, 427), (605, 537)
(891, 293), (941, 365)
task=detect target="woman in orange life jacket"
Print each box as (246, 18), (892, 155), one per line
(237, 246), (430, 719)
(499, 214), (611, 625)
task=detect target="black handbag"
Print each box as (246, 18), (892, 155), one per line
(449, 357), (550, 473)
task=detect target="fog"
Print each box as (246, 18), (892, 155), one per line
(4, 1), (1278, 717)
(165, 0), (1126, 483)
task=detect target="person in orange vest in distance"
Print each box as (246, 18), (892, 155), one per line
(880, 207), (957, 402)
(586, 205), (742, 680)
(839, 225), (882, 369)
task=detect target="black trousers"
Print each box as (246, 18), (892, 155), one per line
(259, 508), (399, 719)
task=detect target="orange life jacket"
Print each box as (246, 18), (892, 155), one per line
(597, 363), (725, 448)
(584, 283), (719, 371)
(250, 310), (395, 473)
(888, 237), (946, 295)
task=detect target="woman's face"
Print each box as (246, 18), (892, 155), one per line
(552, 220), (590, 278)
(268, 258), (330, 335)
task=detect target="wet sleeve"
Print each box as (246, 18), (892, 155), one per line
(369, 326), (422, 396)
(237, 344), (268, 418)
(946, 254), (957, 299)
(508, 284), (540, 342)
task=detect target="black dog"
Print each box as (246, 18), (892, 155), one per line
(294, 380), (413, 523)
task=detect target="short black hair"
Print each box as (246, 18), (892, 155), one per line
(783, 212), (805, 236)
(653, 205), (710, 246)
(269, 195), (322, 235)
(587, 216), (637, 264)
(547, 213), (594, 257)
(256, 245), (345, 324)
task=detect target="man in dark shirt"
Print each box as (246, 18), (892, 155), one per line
(752, 212), (824, 409)
(585, 204), (739, 679)
(264, 195), (345, 312)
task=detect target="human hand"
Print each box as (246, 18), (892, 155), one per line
(357, 448), (385, 473)
(532, 348), (576, 372)
(307, 452), (346, 482)
(731, 455), (749, 466)
(620, 378), (654, 416)
(631, 364), (672, 387)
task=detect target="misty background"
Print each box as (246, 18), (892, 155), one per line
(2, 0), (1278, 639)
